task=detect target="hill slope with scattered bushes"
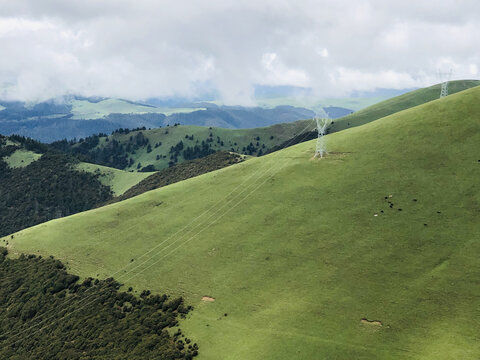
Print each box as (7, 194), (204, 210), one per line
(8, 86), (480, 358)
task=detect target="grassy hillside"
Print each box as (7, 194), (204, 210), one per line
(3, 149), (42, 168)
(5, 86), (480, 359)
(76, 162), (154, 196)
(330, 79), (480, 133)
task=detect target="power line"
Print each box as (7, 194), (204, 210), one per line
(2, 120), (318, 346)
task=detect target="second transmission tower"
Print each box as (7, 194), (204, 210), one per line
(439, 69), (452, 98)
(314, 111), (331, 158)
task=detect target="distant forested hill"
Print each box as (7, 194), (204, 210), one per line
(49, 121), (314, 171)
(0, 135), (112, 237)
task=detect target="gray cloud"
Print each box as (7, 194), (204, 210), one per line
(0, 0), (478, 104)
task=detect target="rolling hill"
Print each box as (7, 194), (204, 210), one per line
(52, 120), (316, 171)
(5, 85), (479, 359)
(330, 79), (480, 133)
(0, 135), (249, 237)
(0, 135), (154, 236)
(75, 162), (154, 196)
(262, 80), (480, 156)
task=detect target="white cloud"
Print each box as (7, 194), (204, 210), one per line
(260, 53), (310, 87)
(0, 18), (54, 36)
(0, 0), (478, 104)
(332, 67), (417, 91)
(318, 48), (329, 58)
(469, 64), (478, 76)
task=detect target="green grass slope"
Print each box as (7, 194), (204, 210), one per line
(5, 86), (480, 359)
(3, 149), (42, 168)
(330, 79), (480, 133)
(76, 162), (154, 196)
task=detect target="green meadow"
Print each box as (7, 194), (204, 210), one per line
(76, 162), (155, 196)
(5, 86), (480, 359)
(3, 149), (42, 168)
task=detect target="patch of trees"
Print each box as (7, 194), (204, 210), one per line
(0, 248), (198, 359)
(7, 135), (49, 154)
(51, 131), (152, 170)
(0, 149), (112, 237)
(243, 142), (259, 155)
(112, 126), (148, 135)
(182, 141), (216, 161)
(170, 140), (185, 157)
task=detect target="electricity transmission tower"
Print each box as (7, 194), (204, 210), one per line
(314, 110), (331, 158)
(438, 69), (452, 98)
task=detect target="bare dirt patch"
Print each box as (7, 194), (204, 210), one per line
(361, 318), (382, 327)
(201, 296), (215, 302)
(309, 152), (350, 161)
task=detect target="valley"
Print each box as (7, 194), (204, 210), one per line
(4, 84), (479, 359)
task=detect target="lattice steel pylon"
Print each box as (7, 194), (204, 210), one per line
(439, 69), (452, 98)
(314, 110), (331, 158)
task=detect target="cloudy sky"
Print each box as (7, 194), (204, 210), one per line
(0, 0), (478, 104)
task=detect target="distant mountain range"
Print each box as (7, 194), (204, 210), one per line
(0, 96), (346, 142)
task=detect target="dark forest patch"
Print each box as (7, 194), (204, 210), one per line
(111, 151), (245, 203)
(0, 136), (113, 237)
(0, 247), (198, 359)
